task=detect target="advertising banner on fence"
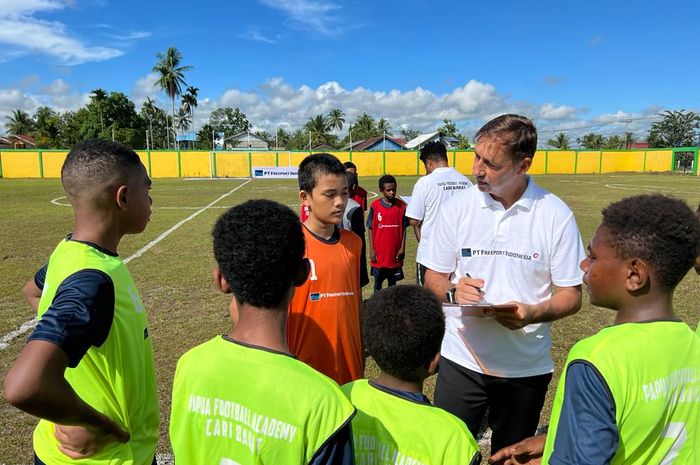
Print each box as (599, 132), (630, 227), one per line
(252, 166), (299, 178)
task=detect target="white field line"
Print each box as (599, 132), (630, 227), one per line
(1, 179), (252, 351)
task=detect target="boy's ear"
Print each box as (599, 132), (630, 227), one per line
(115, 185), (128, 210)
(294, 258), (311, 286)
(299, 190), (310, 206)
(626, 258), (650, 292)
(213, 266), (232, 294)
(427, 352), (441, 376)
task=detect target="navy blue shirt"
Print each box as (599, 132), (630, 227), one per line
(28, 239), (117, 368)
(549, 361), (618, 465)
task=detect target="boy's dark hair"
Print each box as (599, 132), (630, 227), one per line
(346, 172), (358, 190)
(213, 200), (305, 309)
(474, 114), (537, 162)
(378, 174), (397, 190)
(602, 194), (700, 290)
(61, 139), (143, 202)
(343, 161), (357, 171)
(298, 153), (346, 192)
(363, 285), (445, 381)
(419, 141), (448, 163)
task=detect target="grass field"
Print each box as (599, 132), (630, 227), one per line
(1, 173), (700, 464)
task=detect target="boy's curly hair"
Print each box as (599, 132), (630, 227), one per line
(602, 194), (700, 290)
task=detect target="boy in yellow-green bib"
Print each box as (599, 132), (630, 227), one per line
(169, 200), (355, 464)
(4, 140), (158, 465)
(343, 285), (481, 465)
(491, 194), (700, 465)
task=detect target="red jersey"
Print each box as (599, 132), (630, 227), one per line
(353, 185), (368, 211)
(287, 226), (363, 385)
(299, 204), (309, 223)
(368, 198), (407, 269)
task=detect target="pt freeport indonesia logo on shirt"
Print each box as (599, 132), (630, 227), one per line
(309, 291), (355, 301)
(461, 248), (541, 262)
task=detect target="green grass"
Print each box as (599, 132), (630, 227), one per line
(1, 173), (700, 463)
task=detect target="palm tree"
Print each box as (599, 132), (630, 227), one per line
(352, 113), (376, 140)
(142, 97), (158, 148)
(90, 88), (107, 134)
(623, 131), (636, 149)
(376, 117), (392, 136)
(326, 108), (345, 134)
(174, 107), (192, 147)
(153, 47), (192, 148)
(5, 109), (34, 135)
(304, 114), (330, 148)
(181, 86), (199, 148)
(547, 132), (571, 149)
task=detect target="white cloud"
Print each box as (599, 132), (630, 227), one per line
(539, 103), (578, 120)
(590, 35), (603, 47)
(103, 31), (151, 40)
(131, 72), (162, 108)
(258, 0), (345, 36)
(237, 26), (276, 44)
(41, 78), (71, 96)
(0, 1), (125, 65)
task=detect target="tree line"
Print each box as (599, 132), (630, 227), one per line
(4, 46), (698, 151)
(546, 110), (700, 150)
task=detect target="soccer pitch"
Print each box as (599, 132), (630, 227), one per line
(1, 173), (700, 463)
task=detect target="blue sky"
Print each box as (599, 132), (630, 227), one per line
(1, 0), (699, 142)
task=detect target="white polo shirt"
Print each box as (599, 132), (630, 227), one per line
(406, 167), (473, 266)
(422, 177), (585, 377)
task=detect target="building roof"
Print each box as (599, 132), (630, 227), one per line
(224, 132), (267, 143)
(344, 135), (407, 151)
(0, 134), (36, 148)
(404, 131), (440, 149)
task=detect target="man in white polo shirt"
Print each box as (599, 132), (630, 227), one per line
(406, 141), (472, 286)
(423, 114), (585, 455)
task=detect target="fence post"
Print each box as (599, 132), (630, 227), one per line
(415, 151), (420, 175)
(275, 151), (279, 167)
(176, 147), (182, 178)
(671, 150), (676, 172)
(213, 151), (218, 177)
(544, 150), (549, 174)
(382, 150), (386, 175)
(38, 150), (44, 178)
(643, 150), (647, 172)
(598, 150), (603, 174)
(248, 151), (253, 177)
(573, 151), (578, 174)
(0, 151), (3, 178)
(693, 147), (699, 176)
(147, 148), (152, 176)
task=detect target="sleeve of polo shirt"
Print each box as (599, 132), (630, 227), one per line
(550, 211), (586, 287)
(366, 205), (374, 230)
(28, 269), (115, 368)
(548, 361), (618, 465)
(419, 199), (458, 273)
(405, 178), (425, 221)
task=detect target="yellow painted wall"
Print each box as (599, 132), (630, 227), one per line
(135, 151), (150, 173)
(575, 152), (600, 174)
(386, 151), (419, 175)
(349, 152), (383, 176)
(547, 151), (577, 174)
(529, 150), (547, 174)
(601, 151), (644, 173)
(181, 151), (211, 178)
(0, 149), (683, 178)
(150, 151), (179, 177)
(454, 151), (475, 174)
(42, 151), (68, 177)
(1, 151), (41, 178)
(645, 150), (673, 171)
(215, 152), (249, 177)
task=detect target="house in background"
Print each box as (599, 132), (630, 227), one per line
(0, 134), (36, 149)
(224, 132), (269, 150)
(404, 131), (458, 150)
(342, 135), (407, 151)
